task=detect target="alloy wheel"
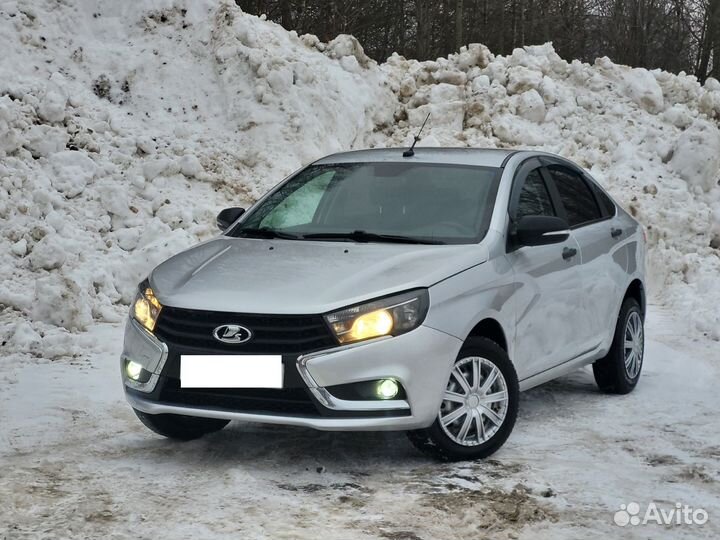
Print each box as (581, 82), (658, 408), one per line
(624, 311), (644, 379)
(438, 356), (509, 447)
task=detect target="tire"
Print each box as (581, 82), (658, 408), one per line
(593, 297), (644, 394)
(133, 409), (230, 441)
(407, 337), (519, 462)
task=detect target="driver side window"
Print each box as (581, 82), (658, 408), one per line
(516, 169), (555, 220)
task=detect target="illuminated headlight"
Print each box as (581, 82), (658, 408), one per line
(132, 280), (162, 333)
(325, 290), (429, 344)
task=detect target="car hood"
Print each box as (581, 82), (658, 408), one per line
(149, 237), (489, 314)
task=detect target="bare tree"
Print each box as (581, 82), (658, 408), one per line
(455, 0), (465, 50)
(711, 0), (720, 77)
(236, 0), (720, 79)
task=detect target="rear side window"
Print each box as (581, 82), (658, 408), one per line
(547, 166), (602, 227)
(516, 169), (555, 219)
(589, 181), (616, 216)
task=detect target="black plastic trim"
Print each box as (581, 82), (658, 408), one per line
(126, 382), (411, 419)
(326, 379), (408, 401)
(500, 150), (520, 168)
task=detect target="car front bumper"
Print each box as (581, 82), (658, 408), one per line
(121, 318), (463, 431)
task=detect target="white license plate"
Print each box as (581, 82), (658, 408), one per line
(180, 355), (283, 388)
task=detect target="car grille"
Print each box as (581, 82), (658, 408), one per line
(159, 379), (319, 416)
(151, 306), (336, 417)
(154, 306), (337, 355)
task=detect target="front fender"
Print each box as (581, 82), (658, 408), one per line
(425, 255), (517, 364)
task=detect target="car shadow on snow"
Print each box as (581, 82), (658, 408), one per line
(519, 366), (608, 410)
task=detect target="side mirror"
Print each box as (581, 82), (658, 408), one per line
(512, 216), (570, 247)
(216, 207), (245, 231)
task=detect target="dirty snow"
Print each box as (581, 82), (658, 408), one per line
(1, 0), (720, 537)
(2, 310), (719, 539)
(1, 0), (719, 348)
(383, 46), (720, 340)
(0, 0), (394, 346)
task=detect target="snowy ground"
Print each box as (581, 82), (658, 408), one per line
(2, 308), (718, 539)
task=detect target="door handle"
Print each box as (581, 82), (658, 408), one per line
(562, 247), (577, 260)
(611, 227), (623, 238)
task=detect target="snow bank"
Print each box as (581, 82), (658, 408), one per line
(1, 1), (719, 355)
(383, 44), (720, 340)
(0, 0), (394, 355)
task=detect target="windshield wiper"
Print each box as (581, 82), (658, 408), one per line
(235, 227), (301, 240)
(302, 230), (444, 245)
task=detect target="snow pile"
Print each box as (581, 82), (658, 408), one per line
(1, 0), (719, 357)
(383, 44), (720, 339)
(0, 0), (393, 355)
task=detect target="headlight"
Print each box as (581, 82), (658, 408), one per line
(325, 289), (429, 344)
(132, 281), (162, 332)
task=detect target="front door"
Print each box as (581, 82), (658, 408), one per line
(505, 163), (585, 379)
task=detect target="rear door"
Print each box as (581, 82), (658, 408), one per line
(542, 162), (623, 352)
(506, 160), (585, 379)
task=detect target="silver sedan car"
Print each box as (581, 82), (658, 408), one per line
(121, 148), (646, 461)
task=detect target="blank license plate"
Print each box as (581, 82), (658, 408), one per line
(180, 355), (283, 388)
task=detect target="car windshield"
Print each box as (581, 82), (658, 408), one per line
(230, 162), (502, 245)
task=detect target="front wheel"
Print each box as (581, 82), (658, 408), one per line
(593, 297), (644, 394)
(407, 337), (519, 461)
(133, 409), (230, 440)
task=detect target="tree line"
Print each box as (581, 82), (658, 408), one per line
(236, 0), (720, 82)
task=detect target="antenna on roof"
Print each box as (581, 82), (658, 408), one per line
(403, 113), (430, 158)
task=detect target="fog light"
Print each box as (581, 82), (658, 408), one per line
(376, 379), (399, 399)
(126, 360), (143, 381)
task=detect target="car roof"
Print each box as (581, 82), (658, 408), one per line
(314, 147), (518, 168)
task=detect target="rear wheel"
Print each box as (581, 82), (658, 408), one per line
(407, 338), (519, 461)
(593, 298), (644, 394)
(133, 409), (230, 440)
